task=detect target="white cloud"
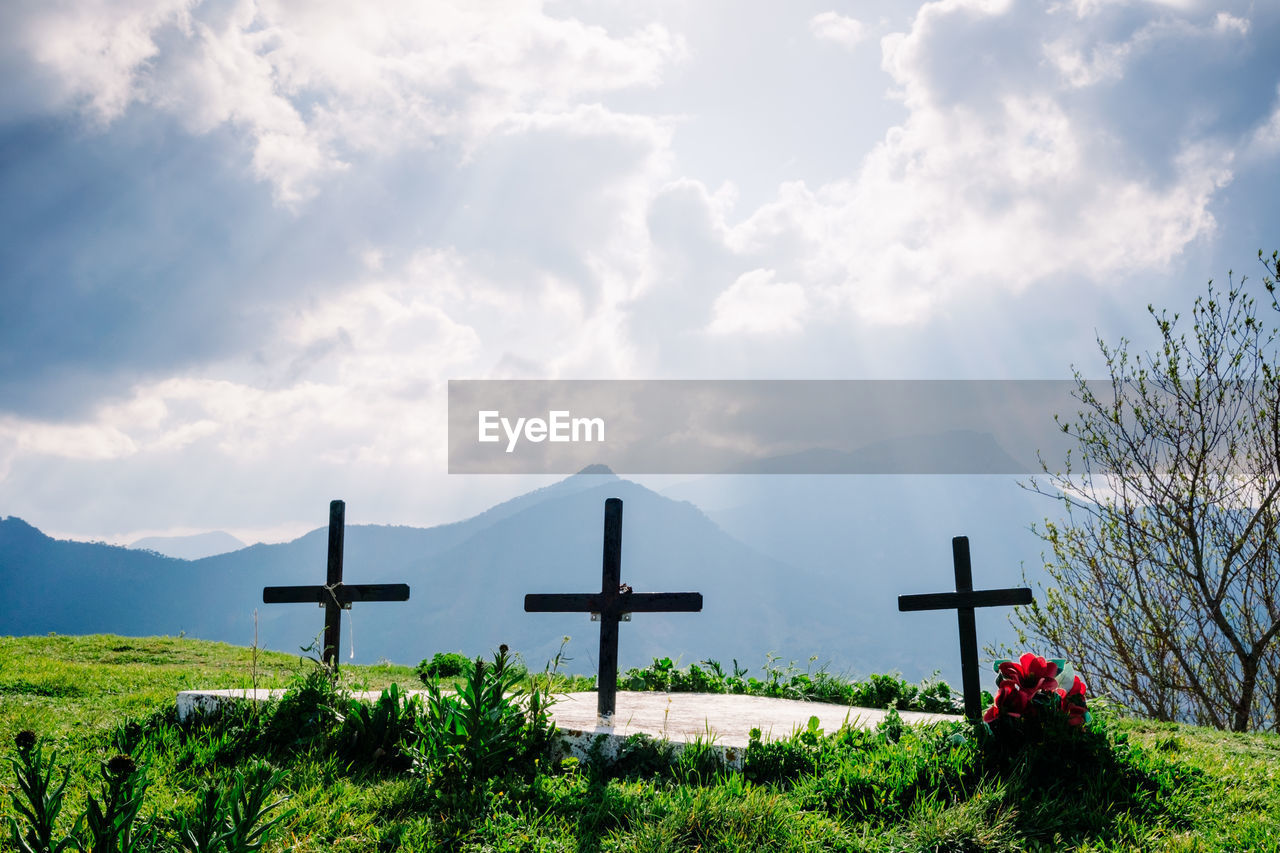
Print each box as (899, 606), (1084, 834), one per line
(810, 12), (867, 48)
(17, 0), (195, 123)
(707, 269), (808, 335)
(1249, 85), (1280, 156)
(661, 0), (1237, 326)
(1213, 12), (1250, 36)
(1044, 12), (1252, 90)
(7, 0), (685, 204)
(0, 419), (137, 461)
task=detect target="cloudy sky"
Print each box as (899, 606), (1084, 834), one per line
(2, 0), (1278, 545)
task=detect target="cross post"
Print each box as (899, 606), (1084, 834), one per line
(898, 536), (1032, 722)
(263, 500), (410, 670)
(525, 497), (703, 721)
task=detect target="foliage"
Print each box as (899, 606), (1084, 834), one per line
(413, 652), (471, 684)
(406, 646), (558, 817)
(1016, 251), (1280, 732)
(334, 683), (420, 769)
(6, 731), (76, 853)
(263, 666), (342, 755)
(621, 654), (964, 714)
(6, 729), (294, 853)
(171, 760), (294, 853)
(79, 753), (154, 852)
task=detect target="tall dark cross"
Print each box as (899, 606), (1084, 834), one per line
(262, 500), (410, 670)
(898, 536), (1033, 722)
(525, 497), (703, 720)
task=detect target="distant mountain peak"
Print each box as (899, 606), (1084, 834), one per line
(130, 531), (247, 561)
(573, 464), (617, 477)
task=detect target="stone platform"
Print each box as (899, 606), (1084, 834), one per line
(176, 688), (961, 768)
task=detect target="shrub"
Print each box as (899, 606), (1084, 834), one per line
(742, 726), (820, 785)
(415, 652), (471, 683)
(408, 646), (557, 814)
(264, 667), (342, 755)
(849, 673), (918, 711)
(620, 655), (961, 713)
(334, 683), (420, 768)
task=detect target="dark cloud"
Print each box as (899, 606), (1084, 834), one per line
(0, 116), (267, 417)
(0, 113), (438, 418)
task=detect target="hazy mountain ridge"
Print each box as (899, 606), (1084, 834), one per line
(131, 530), (247, 560)
(1, 471), (1053, 684)
(1, 472), (823, 675)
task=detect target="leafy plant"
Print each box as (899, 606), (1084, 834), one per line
(171, 760), (294, 853)
(409, 645), (557, 812)
(620, 654), (961, 713)
(334, 682), (420, 767)
(415, 652), (471, 683)
(264, 667), (343, 755)
(876, 709), (905, 744)
(78, 753), (154, 853)
(171, 786), (225, 853)
(6, 731), (76, 853)
(671, 734), (725, 786)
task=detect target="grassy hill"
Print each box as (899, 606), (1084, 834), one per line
(2, 634), (1279, 851)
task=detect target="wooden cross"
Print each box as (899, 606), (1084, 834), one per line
(262, 500), (410, 670)
(525, 497), (703, 721)
(898, 536), (1032, 722)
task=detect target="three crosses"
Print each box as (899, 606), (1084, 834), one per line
(264, 498), (1030, 722)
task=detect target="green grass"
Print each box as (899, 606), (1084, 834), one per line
(2, 634), (1279, 851)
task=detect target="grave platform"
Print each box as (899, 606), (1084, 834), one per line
(176, 688), (961, 768)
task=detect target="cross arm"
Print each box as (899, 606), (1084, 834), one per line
(898, 587), (1031, 612)
(621, 592), (703, 612)
(263, 583), (411, 605)
(525, 593), (602, 612)
(524, 591), (703, 614)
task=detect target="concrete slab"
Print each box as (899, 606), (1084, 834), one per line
(175, 688), (961, 769)
(548, 692), (960, 767)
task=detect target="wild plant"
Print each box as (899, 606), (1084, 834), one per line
(335, 682), (421, 767)
(414, 651), (471, 684)
(171, 760), (295, 853)
(671, 730), (725, 786)
(6, 731), (76, 853)
(78, 753), (155, 853)
(264, 667), (343, 755)
(409, 645), (557, 812)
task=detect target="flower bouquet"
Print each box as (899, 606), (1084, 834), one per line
(983, 652), (1089, 731)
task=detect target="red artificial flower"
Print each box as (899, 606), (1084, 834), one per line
(1056, 675), (1088, 726)
(996, 653), (1060, 695)
(986, 682), (1033, 722)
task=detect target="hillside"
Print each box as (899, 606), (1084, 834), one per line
(2, 635), (1279, 851)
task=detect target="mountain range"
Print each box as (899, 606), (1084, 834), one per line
(1, 468), (1059, 684)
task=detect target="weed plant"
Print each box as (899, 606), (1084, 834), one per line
(414, 652), (470, 683)
(621, 653), (966, 713)
(6, 732), (76, 853)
